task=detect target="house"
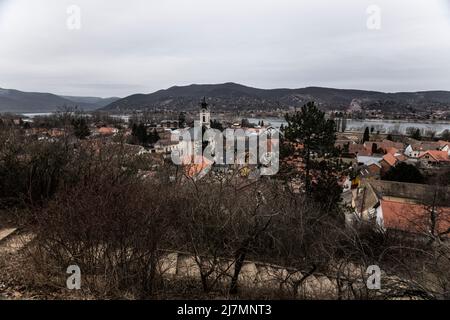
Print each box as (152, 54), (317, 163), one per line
(437, 140), (450, 156)
(352, 180), (450, 238)
(364, 140), (404, 154)
(380, 139), (405, 152)
(359, 162), (382, 179)
(356, 155), (383, 166)
(385, 147), (399, 155)
(379, 153), (398, 175)
(160, 120), (179, 129)
(404, 145), (417, 158)
(378, 199), (450, 237)
(154, 139), (179, 154)
(418, 150), (450, 168)
(395, 154), (407, 162)
(352, 181), (379, 221)
(97, 127), (118, 136)
(49, 128), (66, 138)
(182, 155), (214, 181)
(343, 143), (372, 157)
(404, 141), (442, 158)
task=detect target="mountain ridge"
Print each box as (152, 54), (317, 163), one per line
(102, 82), (450, 112)
(0, 87), (120, 113)
(2, 83), (450, 113)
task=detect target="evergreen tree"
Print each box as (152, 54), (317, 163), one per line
(148, 129), (160, 144)
(310, 160), (343, 211)
(371, 143), (378, 154)
(383, 162), (425, 184)
(441, 130), (450, 141)
(363, 127), (370, 143)
(178, 112), (186, 128)
(72, 117), (90, 140)
(341, 117), (347, 132)
(241, 118), (251, 128)
(284, 101), (336, 193)
(210, 119), (224, 131)
(411, 128), (422, 141)
(131, 123), (149, 145)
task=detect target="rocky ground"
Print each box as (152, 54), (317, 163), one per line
(0, 211), (70, 300)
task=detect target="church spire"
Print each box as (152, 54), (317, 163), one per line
(199, 97), (211, 128)
(200, 96), (209, 109)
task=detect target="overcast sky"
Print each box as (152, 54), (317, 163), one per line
(0, 0), (449, 97)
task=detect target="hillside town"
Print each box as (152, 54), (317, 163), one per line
(1, 97), (450, 300)
(1, 101), (450, 233)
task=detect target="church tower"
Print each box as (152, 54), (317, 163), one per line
(199, 97), (211, 129)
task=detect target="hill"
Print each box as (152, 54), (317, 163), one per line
(102, 82), (450, 112)
(0, 88), (120, 113)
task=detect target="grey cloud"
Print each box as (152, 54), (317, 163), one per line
(0, 0), (449, 97)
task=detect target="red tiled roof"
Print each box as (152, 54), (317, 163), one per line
(418, 150), (450, 162)
(98, 127), (116, 135)
(182, 155), (213, 178)
(365, 140), (405, 153)
(381, 139), (404, 150)
(412, 141), (441, 151)
(381, 199), (450, 235)
(349, 144), (367, 155)
(358, 149), (373, 157)
(382, 153), (398, 167)
(386, 147), (399, 155)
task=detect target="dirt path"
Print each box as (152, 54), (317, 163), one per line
(0, 228), (37, 300)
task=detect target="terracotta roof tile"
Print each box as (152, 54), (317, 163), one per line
(419, 150), (449, 162)
(386, 147), (399, 155)
(382, 153), (398, 167)
(381, 199), (450, 235)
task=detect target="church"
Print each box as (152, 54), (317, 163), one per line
(199, 97), (211, 129)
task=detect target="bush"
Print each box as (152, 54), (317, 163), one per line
(382, 162), (425, 184)
(32, 178), (179, 298)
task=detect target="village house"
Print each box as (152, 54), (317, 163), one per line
(379, 153), (399, 175)
(437, 140), (450, 156)
(153, 139), (180, 155)
(364, 140), (405, 154)
(417, 150), (450, 168)
(359, 161), (382, 180)
(95, 127), (119, 136)
(160, 120), (179, 129)
(404, 141), (444, 158)
(352, 180), (450, 239)
(356, 155), (383, 166)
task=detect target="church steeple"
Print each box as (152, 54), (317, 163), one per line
(200, 96), (209, 110)
(199, 96), (210, 128)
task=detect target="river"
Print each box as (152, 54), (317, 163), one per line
(249, 117), (450, 135)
